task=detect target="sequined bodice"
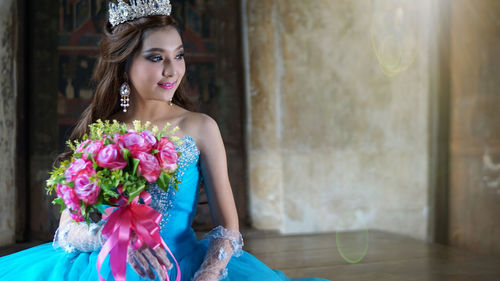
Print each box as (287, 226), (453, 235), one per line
(147, 136), (203, 255)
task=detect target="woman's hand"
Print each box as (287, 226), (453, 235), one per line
(127, 244), (172, 280)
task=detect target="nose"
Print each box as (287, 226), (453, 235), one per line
(162, 61), (176, 77)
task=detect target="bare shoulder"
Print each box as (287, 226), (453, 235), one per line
(180, 111), (220, 153)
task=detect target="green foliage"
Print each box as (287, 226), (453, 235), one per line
(66, 140), (76, 152)
(46, 160), (70, 195)
(120, 124), (128, 134)
(52, 197), (66, 212)
(127, 183), (146, 204)
(97, 169), (121, 201)
(88, 119), (122, 141)
(103, 138), (115, 145)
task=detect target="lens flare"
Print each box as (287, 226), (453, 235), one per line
(336, 229), (369, 264)
(334, 211), (370, 264)
(371, 0), (420, 77)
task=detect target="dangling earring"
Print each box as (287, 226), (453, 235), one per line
(169, 98), (173, 106)
(120, 81), (130, 112)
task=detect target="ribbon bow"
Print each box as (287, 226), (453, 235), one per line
(96, 190), (181, 281)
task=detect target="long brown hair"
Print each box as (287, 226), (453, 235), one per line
(57, 15), (193, 162)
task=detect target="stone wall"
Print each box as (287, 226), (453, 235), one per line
(244, 0), (434, 239)
(0, 0), (17, 246)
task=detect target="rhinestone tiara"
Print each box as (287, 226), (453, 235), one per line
(108, 0), (172, 27)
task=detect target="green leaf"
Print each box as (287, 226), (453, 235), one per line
(81, 202), (87, 218)
(52, 197), (64, 206)
(52, 195), (67, 212)
(101, 177), (119, 198)
(66, 140), (76, 151)
(103, 188), (119, 198)
(132, 158), (140, 176)
(92, 160), (98, 170)
(157, 173), (171, 192)
(121, 148), (130, 162)
(103, 137), (115, 145)
(157, 173), (166, 190)
(173, 177), (181, 190)
(127, 183), (146, 203)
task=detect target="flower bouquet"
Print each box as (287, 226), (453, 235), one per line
(46, 119), (182, 281)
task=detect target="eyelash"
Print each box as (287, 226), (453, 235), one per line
(147, 53), (185, 63)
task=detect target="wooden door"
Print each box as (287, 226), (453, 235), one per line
(448, 0), (500, 257)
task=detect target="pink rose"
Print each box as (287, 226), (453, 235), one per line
(57, 183), (81, 212)
(56, 183), (65, 198)
(96, 144), (127, 170)
(136, 152), (161, 182)
(74, 174), (100, 204)
(65, 158), (95, 182)
(75, 140), (91, 154)
(155, 137), (178, 172)
(112, 133), (121, 144)
(119, 132), (152, 157)
(141, 130), (157, 148)
(82, 140), (103, 160)
(70, 211), (85, 222)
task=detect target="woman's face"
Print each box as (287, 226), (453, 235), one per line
(129, 26), (185, 103)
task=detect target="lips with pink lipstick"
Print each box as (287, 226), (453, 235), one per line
(158, 81), (176, 90)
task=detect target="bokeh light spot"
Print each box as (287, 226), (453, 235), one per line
(371, 0), (420, 77)
(336, 229), (369, 264)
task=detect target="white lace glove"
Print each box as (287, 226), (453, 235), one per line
(53, 220), (104, 253)
(192, 226), (244, 281)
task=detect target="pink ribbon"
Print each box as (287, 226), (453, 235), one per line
(96, 190), (181, 281)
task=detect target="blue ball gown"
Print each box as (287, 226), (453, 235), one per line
(0, 136), (329, 281)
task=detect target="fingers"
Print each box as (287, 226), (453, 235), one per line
(127, 245), (172, 281)
(153, 246), (173, 270)
(143, 248), (167, 281)
(133, 248), (156, 280)
(127, 249), (146, 278)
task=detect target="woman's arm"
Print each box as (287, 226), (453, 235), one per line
(193, 114), (243, 281)
(54, 210), (104, 252)
(197, 115), (239, 230)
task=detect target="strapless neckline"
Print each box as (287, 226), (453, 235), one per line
(178, 135), (200, 154)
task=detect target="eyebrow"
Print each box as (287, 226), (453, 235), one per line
(143, 45), (184, 53)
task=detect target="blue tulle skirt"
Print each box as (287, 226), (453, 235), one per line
(0, 240), (329, 281)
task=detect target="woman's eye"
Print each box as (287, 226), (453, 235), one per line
(176, 53), (185, 60)
(147, 55), (163, 62)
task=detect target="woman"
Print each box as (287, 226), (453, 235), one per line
(0, 1), (329, 280)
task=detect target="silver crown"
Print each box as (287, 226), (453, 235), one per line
(108, 0), (172, 27)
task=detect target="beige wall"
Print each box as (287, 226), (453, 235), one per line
(244, 0), (435, 239)
(0, 0), (17, 246)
